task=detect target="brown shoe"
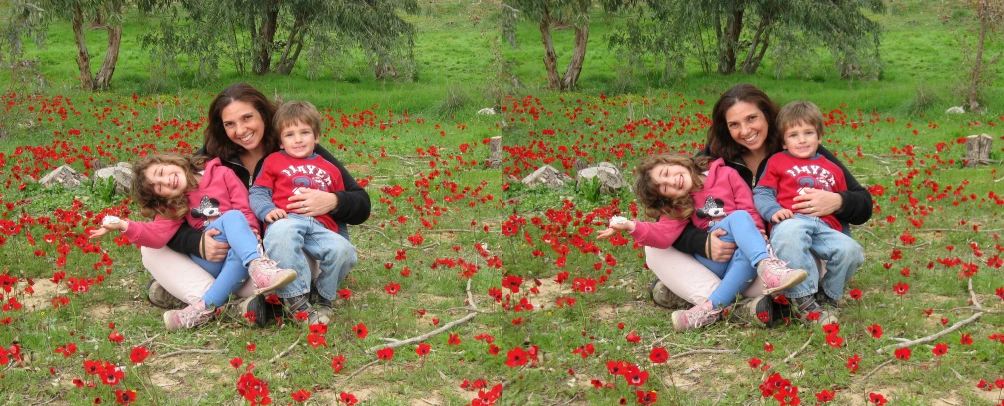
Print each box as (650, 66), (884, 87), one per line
(146, 280), (187, 309)
(649, 280), (690, 310)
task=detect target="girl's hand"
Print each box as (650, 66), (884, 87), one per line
(771, 209), (793, 224)
(201, 229), (230, 262)
(88, 221), (127, 239)
(286, 188), (338, 217)
(791, 188), (843, 217)
(265, 208), (287, 223)
(597, 220), (635, 239)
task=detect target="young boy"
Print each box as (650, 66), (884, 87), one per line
(249, 101), (358, 325)
(753, 101), (865, 325)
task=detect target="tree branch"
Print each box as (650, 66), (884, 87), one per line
(877, 312), (983, 354)
(782, 334), (813, 364)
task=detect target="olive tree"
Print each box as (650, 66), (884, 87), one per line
(143, 0), (418, 80)
(607, 0), (885, 80)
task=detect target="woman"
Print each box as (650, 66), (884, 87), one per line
(142, 83), (371, 326)
(646, 84), (872, 326)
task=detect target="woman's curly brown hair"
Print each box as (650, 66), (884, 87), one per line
(131, 154), (206, 220)
(634, 154), (711, 220)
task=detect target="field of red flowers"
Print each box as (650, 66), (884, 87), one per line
(1, 86), (1003, 405)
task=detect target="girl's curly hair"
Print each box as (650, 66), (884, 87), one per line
(634, 154), (711, 220)
(131, 154), (206, 220)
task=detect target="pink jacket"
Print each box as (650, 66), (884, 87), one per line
(629, 158), (765, 249)
(122, 158), (259, 248)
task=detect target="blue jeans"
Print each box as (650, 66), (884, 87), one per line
(189, 210), (262, 308)
(264, 214), (357, 301)
(693, 211), (770, 308)
(769, 214), (864, 300)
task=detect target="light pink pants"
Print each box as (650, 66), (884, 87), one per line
(141, 246), (319, 305)
(646, 246), (825, 306)
(645, 246), (765, 306)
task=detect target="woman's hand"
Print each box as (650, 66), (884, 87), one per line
(201, 228), (230, 262)
(286, 188), (339, 217)
(708, 228), (737, 262)
(791, 188), (843, 217)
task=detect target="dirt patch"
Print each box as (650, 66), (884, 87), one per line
(18, 280), (63, 311)
(526, 278), (565, 310)
(86, 303), (135, 319)
(344, 163), (373, 174)
(592, 303), (634, 322)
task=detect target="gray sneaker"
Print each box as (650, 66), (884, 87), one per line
(791, 295), (838, 325)
(282, 294), (330, 325)
(648, 280), (690, 310)
(146, 280), (187, 309)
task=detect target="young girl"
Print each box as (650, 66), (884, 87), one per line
(90, 154), (296, 332)
(598, 154), (807, 332)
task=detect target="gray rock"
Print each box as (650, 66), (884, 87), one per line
(946, 106), (965, 114)
(94, 162), (134, 194)
(521, 165), (572, 189)
(38, 165), (89, 189)
(576, 162), (626, 194)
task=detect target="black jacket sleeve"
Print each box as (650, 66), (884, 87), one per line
(817, 146), (872, 225)
(672, 222), (709, 256)
(165, 222), (204, 257)
(314, 145), (371, 225)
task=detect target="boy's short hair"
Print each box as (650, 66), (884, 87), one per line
(777, 101), (825, 138)
(274, 100), (322, 138)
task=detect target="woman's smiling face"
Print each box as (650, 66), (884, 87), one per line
(725, 101), (769, 153)
(221, 100), (266, 155)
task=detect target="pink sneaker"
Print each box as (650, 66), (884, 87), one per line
(248, 258), (297, 295)
(757, 248), (808, 295)
(164, 301), (215, 332)
(671, 301), (722, 332)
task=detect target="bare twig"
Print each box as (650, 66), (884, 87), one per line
(859, 358), (895, 381)
(158, 349), (225, 359)
(968, 278), (983, 310)
(466, 278), (478, 311)
(135, 333), (161, 349)
(949, 306), (1003, 314)
(341, 359), (379, 382)
(424, 229), (477, 234)
(877, 312), (984, 354)
(670, 349), (737, 359)
(782, 334), (813, 364)
(269, 337), (301, 363)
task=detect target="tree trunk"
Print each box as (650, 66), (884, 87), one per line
(968, 0), (988, 111)
(718, 5), (743, 74)
(71, 5), (95, 91)
(252, 1), (279, 75)
(740, 13), (771, 74)
(274, 24), (302, 75)
(373, 52), (398, 80)
(94, 23), (122, 90)
(539, 11), (561, 90)
(560, 25), (589, 90)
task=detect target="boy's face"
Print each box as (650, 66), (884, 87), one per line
(279, 120), (318, 159)
(782, 121), (820, 159)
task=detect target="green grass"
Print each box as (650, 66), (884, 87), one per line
(2, 0), (1004, 404)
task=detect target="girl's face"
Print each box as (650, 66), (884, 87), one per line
(221, 100), (266, 155)
(725, 101), (769, 153)
(649, 164), (693, 199)
(143, 163), (188, 198)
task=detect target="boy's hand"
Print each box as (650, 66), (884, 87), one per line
(771, 209), (793, 224)
(597, 220), (635, 239)
(265, 209), (288, 223)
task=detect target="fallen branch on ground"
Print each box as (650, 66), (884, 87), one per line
(670, 349), (737, 359)
(877, 312), (983, 354)
(366, 279), (485, 353)
(341, 360), (379, 382)
(968, 278), (983, 310)
(859, 358), (895, 381)
(158, 349), (225, 359)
